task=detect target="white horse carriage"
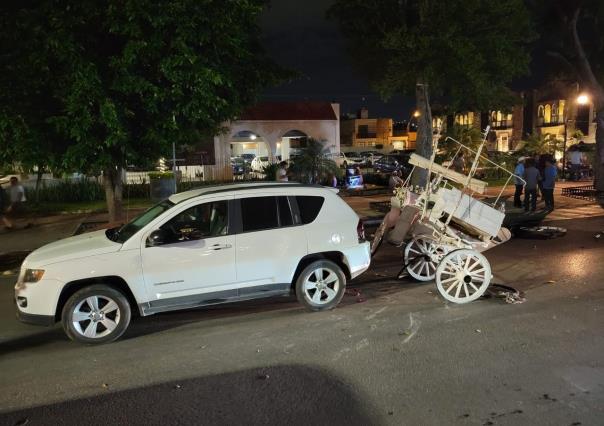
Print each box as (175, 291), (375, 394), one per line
(371, 126), (525, 304)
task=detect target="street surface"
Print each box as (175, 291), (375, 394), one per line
(0, 214), (603, 425)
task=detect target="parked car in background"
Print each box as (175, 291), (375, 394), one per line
(251, 155), (281, 173)
(231, 157), (248, 175)
(15, 182), (371, 343)
(343, 152), (365, 167)
(359, 151), (383, 166)
(240, 153), (256, 164)
(328, 152), (350, 168)
(373, 154), (412, 176)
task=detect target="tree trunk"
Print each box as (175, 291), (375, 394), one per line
(103, 166), (124, 223)
(413, 81), (433, 187)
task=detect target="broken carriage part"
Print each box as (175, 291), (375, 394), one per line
(515, 226), (567, 240)
(484, 283), (526, 304)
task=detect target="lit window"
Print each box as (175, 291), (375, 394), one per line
(544, 104), (552, 123)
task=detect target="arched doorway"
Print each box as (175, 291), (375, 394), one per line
(229, 130), (272, 178)
(280, 129), (308, 160)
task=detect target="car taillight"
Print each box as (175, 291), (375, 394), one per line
(357, 219), (366, 242)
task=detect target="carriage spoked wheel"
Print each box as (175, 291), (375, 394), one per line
(403, 238), (449, 281)
(435, 249), (492, 304)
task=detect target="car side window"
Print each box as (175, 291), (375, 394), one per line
(160, 200), (228, 243)
(241, 197), (279, 232)
(295, 196), (324, 224)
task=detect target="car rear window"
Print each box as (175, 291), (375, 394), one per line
(240, 196), (294, 232)
(241, 197), (279, 232)
(295, 196), (324, 224)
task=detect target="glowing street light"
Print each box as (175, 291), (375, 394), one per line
(413, 110), (421, 118)
(249, 133), (257, 140)
(577, 94), (590, 105)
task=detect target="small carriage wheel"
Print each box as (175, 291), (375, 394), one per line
(435, 249), (492, 304)
(371, 219), (389, 255)
(403, 238), (449, 281)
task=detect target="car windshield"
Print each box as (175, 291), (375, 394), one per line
(108, 199), (175, 243)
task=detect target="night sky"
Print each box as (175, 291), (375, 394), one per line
(259, 0), (415, 120)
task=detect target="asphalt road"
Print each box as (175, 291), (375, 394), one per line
(0, 216), (603, 425)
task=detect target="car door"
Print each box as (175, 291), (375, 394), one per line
(140, 196), (237, 305)
(234, 194), (307, 293)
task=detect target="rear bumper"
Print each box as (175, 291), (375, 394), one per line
(344, 242), (371, 279)
(16, 308), (55, 326)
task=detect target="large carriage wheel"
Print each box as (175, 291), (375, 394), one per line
(435, 249), (491, 304)
(370, 219), (389, 255)
(403, 238), (449, 281)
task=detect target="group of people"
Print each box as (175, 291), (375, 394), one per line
(1, 177), (27, 231)
(514, 154), (557, 213)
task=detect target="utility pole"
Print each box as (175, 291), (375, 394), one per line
(172, 141), (177, 193)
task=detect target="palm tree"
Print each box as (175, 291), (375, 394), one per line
(288, 138), (339, 184)
(517, 133), (562, 156)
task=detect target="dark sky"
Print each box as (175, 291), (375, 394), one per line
(259, 0), (415, 120)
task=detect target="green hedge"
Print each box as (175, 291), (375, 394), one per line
(32, 177), (261, 203)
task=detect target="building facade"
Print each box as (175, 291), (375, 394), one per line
(340, 108), (415, 151)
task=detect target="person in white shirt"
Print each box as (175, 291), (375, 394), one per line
(568, 145), (584, 181)
(276, 161), (288, 182)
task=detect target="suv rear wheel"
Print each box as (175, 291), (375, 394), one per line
(61, 285), (131, 344)
(295, 260), (346, 311)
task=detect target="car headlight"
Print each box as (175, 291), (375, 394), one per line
(23, 269), (45, 283)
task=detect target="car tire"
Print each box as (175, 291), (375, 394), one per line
(62, 285), (132, 344)
(295, 260), (346, 312)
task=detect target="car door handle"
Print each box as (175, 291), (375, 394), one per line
(209, 243), (232, 250)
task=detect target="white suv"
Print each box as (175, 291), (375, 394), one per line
(15, 183), (371, 344)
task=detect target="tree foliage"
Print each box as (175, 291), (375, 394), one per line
(289, 138), (338, 184)
(329, 0), (534, 111)
(0, 0), (284, 220)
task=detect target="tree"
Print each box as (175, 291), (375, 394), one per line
(328, 0), (534, 185)
(0, 1), (284, 221)
(516, 133), (563, 156)
(289, 139), (339, 184)
(528, 1), (604, 192)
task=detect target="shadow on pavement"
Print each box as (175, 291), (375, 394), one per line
(0, 365), (376, 426)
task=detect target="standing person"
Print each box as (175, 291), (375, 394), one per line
(568, 145), (584, 181)
(389, 170), (404, 190)
(0, 184), (12, 230)
(5, 177), (27, 227)
(536, 153), (546, 199)
(276, 161), (288, 182)
(542, 157), (557, 211)
(513, 157), (525, 208)
(354, 166), (364, 186)
(523, 158), (540, 213)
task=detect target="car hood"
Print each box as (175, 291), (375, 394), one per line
(24, 230), (122, 267)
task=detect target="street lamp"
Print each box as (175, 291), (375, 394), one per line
(577, 94), (590, 105)
(562, 92), (590, 180)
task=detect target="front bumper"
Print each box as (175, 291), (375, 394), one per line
(15, 308), (55, 326)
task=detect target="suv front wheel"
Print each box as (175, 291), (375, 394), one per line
(62, 285), (132, 344)
(295, 260), (346, 311)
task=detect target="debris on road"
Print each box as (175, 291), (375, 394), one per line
(345, 288), (365, 303)
(516, 225), (567, 239)
(485, 284), (526, 304)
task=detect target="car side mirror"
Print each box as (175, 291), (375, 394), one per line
(147, 229), (170, 247)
